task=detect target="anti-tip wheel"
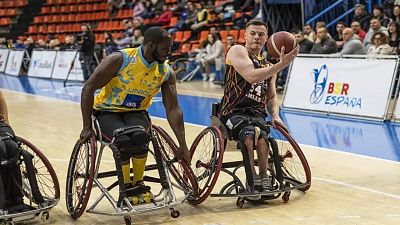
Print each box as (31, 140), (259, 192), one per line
(170, 209), (180, 218)
(282, 192), (290, 203)
(236, 197), (245, 208)
(124, 215), (132, 225)
(41, 211), (50, 222)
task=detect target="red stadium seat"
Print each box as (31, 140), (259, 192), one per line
(33, 16), (43, 24)
(41, 7), (50, 14)
(180, 43), (191, 53)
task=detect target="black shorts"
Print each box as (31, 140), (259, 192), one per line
(94, 110), (150, 149)
(224, 114), (269, 142)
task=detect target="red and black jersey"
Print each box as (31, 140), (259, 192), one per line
(219, 50), (271, 119)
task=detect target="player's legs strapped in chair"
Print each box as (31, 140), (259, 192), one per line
(226, 115), (270, 192)
(95, 111), (153, 205)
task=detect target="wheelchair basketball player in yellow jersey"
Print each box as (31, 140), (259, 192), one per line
(79, 27), (190, 204)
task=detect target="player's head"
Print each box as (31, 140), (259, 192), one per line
(245, 20), (268, 53)
(143, 27), (172, 63)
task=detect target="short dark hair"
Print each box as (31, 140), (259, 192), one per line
(246, 20), (268, 30)
(337, 21), (346, 26)
(143, 26), (169, 45)
(373, 5), (383, 12)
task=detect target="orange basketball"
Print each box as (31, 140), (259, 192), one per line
(266, 31), (297, 58)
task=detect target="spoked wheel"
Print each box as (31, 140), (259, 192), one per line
(17, 137), (60, 203)
(65, 137), (96, 219)
(170, 58), (188, 81)
(270, 123), (311, 192)
(151, 125), (199, 197)
(188, 126), (224, 205)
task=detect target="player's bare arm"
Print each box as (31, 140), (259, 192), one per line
(80, 52), (123, 142)
(227, 45), (299, 84)
(266, 74), (285, 129)
(161, 70), (190, 163)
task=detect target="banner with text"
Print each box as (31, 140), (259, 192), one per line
(28, 50), (57, 78)
(51, 50), (84, 81)
(5, 50), (24, 76)
(283, 56), (397, 119)
(0, 49), (9, 72)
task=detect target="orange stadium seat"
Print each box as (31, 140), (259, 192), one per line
(237, 29), (245, 43)
(5, 1), (15, 8)
(229, 30), (239, 40)
(43, 15), (51, 23)
(182, 30), (191, 42)
(56, 25), (63, 33)
(191, 43), (200, 50)
(70, 5), (78, 13)
(38, 25), (47, 33)
(169, 17), (178, 28)
(180, 43), (191, 54)
(220, 30), (229, 40)
(27, 26), (38, 34)
(48, 24), (56, 33)
(41, 7), (50, 14)
(33, 16), (43, 24)
(173, 31), (184, 42)
(52, 15), (61, 23)
(50, 6), (60, 14)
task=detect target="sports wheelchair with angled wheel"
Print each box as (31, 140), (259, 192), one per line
(65, 116), (198, 225)
(0, 135), (60, 225)
(187, 103), (311, 208)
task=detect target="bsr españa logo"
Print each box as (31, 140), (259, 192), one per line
(310, 64), (361, 108)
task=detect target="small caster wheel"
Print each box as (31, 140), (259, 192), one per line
(170, 209), (180, 218)
(282, 192), (290, 203)
(236, 197), (245, 208)
(124, 215), (132, 225)
(41, 211), (50, 222)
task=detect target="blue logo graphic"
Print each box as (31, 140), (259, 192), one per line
(309, 64), (328, 104)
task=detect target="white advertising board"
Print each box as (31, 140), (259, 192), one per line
(67, 52), (84, 81)
(0, 48), (9, 72)
(4, 50), (24, 76)
(28, 50), (57, 78)
(283, 56), (397, 119)
(52, 50), (77, 80)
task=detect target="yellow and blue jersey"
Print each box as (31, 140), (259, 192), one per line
(94, 46), (171, 112)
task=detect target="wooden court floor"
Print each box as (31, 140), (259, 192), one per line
(3, 89), (400, 225)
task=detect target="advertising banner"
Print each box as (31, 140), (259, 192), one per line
(52, 50), (78, 80)
(283, 56), (397, 119)
(0, 48), (9, 72)
(28, 50), (57, 78)
(4, 50), (25, 76)
(67, 52), (84, 81)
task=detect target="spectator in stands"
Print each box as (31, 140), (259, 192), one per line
(367, 31), (393, 55)
(200, 33), (225, 82)
(353, 4), (371, 31)
(310, 27), (337, 54)
(0, 37), (6, 48)
(388, 21), (400, 54)
(78, 24), (95, 81)
(364, 18), (389, 50)
(226, 34), (236, 52)
(60, 35), (79, 50)
(146, 5), (172, 28)
(13, 37), (26, 50)
(115, 31), (132, 49)
(373, 5), (391, 28)
(339, 28), (366, 55)
(190, 2), (210, 34)
(168, 1), (197, 34)
(292, 29), (313, 53)
(133, 17), (145, 34)
(49, 39), (61, 51)
(131, 29), (144, 47)
(303, 24), (315, 42)
(392, 5), (400, 23)
(124, 19), (134, 34)
(132, 0), (145, 20)
(234, 0), (262, 29)
(36, 39), (47, 49)
(108, 0), (126, 17)
(351, 21), (367, 42)
(25, 37), (35, 57)
(209, 26), (222, 40)
(334, 21), (346, 51)
(102, 32), (118, 57)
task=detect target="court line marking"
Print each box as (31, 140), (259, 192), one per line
(313, 177), (400, 200)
